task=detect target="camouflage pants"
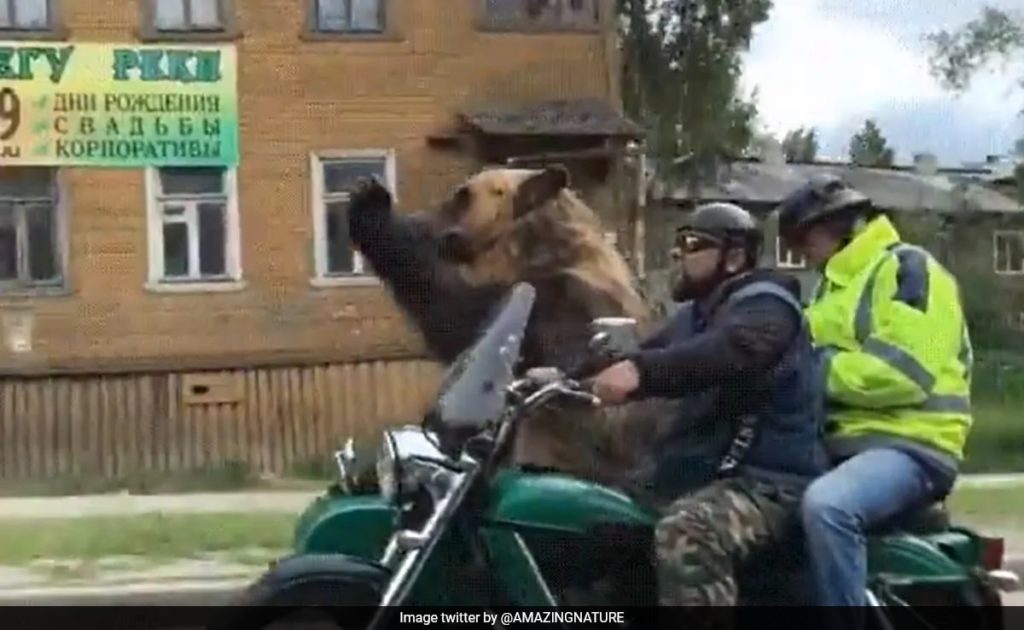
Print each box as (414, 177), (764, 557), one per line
(654, 476), (799, 607)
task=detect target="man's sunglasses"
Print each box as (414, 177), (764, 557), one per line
(674, 230), (722, 254)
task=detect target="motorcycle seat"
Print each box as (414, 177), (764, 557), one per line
(870, 502), (950, 536)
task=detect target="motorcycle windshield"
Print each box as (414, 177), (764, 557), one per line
(432, 282), (536, 430)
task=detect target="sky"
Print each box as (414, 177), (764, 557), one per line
(739, 0), (1024, 167)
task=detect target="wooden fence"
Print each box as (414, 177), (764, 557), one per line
(0, 358), (443, 482)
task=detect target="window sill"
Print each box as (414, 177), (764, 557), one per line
(135, 27), (243, 43)
(144, 280), (247, 294)
(0, 285), (71, 299)
(310, 275), (381, 288)
(0, 26), (70, 40)
(300, 30), (403, 43)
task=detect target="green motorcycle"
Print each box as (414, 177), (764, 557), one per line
(212, 283), (1019, 630)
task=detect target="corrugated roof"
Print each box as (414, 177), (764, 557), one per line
(661, 161), (1022, 214)
(460, 98), (644, 138)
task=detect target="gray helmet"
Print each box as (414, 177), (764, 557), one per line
(777, 173), (872, 240)
(677, 202), (763, 262)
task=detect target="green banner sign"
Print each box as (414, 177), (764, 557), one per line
(0, 41), (238, 167)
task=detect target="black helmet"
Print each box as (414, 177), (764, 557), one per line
(776, 174), (872, 240)
(676, 202), (763, 263)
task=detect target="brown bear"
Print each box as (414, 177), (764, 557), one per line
(346, 166), (671, 488)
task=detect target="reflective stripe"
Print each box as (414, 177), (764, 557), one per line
(862, 337), (935, 393)
(853, 244), (902, 343)
(828, 393), (970, 414)
(920, 395), (971, 414)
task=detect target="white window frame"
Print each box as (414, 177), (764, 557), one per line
(309, 148), (396, 288)
(775, 235), (806, 269)
(0, 167), (69, 295)
(144, 166), (244, 293)
(993, 230), (1024, 276)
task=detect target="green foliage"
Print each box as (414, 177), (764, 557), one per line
(617, 0), (773, 181)
(782, 127), (818, 162)
(849, 119), (895, 167)
(926, 7), (1024, 93)
(926, 6), (1024, 160)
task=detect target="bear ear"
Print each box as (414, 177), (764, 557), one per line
(512, 165), (570, 218)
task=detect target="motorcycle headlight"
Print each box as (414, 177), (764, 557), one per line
(376, 427), (450, 504)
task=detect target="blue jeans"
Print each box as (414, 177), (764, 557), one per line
(800, 448), (939, 610)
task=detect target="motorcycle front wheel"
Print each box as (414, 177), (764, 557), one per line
(205, 558), (384, 630)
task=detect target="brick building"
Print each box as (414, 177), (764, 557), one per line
(0, 0), (642, 483)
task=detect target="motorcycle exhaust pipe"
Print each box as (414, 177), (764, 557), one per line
(987, 569), (1021, 592)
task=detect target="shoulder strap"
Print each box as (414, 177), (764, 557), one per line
(724, 280), (805, 318)
(715, 280), (808, 478)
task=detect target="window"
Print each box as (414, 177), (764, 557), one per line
(994, 230), (1024, 275)
(310, 0), (384, 33)
(140, 0), (237, 40)
(775, 236), (806, 269)
(1003, 311), (1024, 332)
(0, 167), (63, 291)
(0, 0), (62, 35)
(482, 0), (601, 31)
(145, 166), (242, 290)
(310, 150), (396, 284)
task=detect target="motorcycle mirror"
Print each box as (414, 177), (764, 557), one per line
(589, 317), (639, 357)
(588, 331), (611, 353)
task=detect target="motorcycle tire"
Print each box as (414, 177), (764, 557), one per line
(204, 557), (382, 630)
(876, 584), (1005, 630)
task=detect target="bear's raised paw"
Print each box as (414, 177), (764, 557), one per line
(348, 177), (393, 219)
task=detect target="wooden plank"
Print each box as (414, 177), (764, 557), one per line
(99, 377), (115, 478)
(301, 367), (319, 462)
(312, 366), (329, 457)
(167, 373), (184, 472)
(53, 378), (69, 476)
(14, 381), (31, 478)
(40, 378), (57, 478)
(138, 374), (154, 472)
(257, 369), (275, 474)
(69, 379), (84, 476)
(1, 381), (16, 479)
(26, 379), (43, 479)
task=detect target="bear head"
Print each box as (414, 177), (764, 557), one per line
(434, 166), (571, 264)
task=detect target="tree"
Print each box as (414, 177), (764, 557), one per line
(782, 127), (819, 162)
(618, 0), (773, 186)
(925, 7), (1023, 94)
(926, 6), (1024, 201)
(849, 119), (896, 167)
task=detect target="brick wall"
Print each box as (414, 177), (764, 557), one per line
(1, 0), (619, 374)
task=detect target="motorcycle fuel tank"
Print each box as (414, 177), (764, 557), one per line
(483, 469), (658, 534)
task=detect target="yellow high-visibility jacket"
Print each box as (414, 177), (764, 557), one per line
(806, 215), (973, 470)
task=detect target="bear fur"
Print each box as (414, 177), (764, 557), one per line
(347, 166), (672, 488)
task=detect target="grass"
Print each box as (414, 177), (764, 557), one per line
(962, 399), (1024, 473)
(0, 513), (295, 567)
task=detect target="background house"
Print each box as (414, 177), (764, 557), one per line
(644, 148), (1024, 331)
(0, 0), (641, 484)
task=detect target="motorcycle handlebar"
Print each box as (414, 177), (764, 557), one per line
(508, 370), (602, 410)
